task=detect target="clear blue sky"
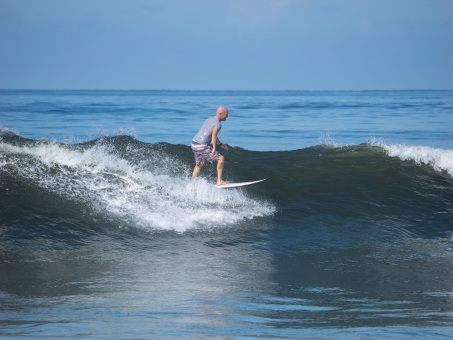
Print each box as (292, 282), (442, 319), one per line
(1, 0), (452, 90)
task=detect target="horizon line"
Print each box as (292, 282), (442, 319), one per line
(1, 88), (452, 92)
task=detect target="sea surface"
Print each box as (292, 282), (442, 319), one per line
(1, 90), (453, 339)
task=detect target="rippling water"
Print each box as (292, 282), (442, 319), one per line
(1, 90), (452, 338)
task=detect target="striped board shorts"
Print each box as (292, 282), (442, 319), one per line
(191, 141), (221, 164)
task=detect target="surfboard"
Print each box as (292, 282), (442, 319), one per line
(215, 178), (266, 189)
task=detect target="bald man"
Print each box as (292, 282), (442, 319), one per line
(191, 106), (229, 185)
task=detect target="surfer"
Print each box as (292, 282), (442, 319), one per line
(191, 106), (229, 185)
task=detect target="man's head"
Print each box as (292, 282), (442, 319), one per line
(216, 106), (229, 121)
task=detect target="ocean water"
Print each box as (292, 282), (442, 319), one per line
(1, 90), (453, 338)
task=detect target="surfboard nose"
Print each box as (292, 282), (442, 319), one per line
(215, 179), (266, 189)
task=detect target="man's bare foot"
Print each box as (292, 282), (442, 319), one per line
(217, 179), (229, 186)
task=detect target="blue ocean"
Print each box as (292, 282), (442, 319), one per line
(1, 90), (453, 339)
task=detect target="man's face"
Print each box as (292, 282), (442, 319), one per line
(219, 110), (229, 121)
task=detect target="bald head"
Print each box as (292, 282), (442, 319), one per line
(216, 106), (229, 121)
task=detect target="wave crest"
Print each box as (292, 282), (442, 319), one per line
(369, 139), (453, 177)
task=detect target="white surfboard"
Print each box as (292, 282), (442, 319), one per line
(215, 178), (266, 189)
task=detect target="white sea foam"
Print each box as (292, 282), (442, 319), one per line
(0, 140), (275, 232)
(369, 140), (453, 177)
(317, 131), (342, 147)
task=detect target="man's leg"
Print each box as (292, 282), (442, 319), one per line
(216, 155), (227, 185)
(192, 160), (204, 178)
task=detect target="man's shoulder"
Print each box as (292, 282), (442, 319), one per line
(205, 116), (220, 127)
(208, 115), (219, 122)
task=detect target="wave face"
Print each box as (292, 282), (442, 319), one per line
(2, 130), (452, 242)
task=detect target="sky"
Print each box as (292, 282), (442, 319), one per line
(1, 0), (452, 90)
